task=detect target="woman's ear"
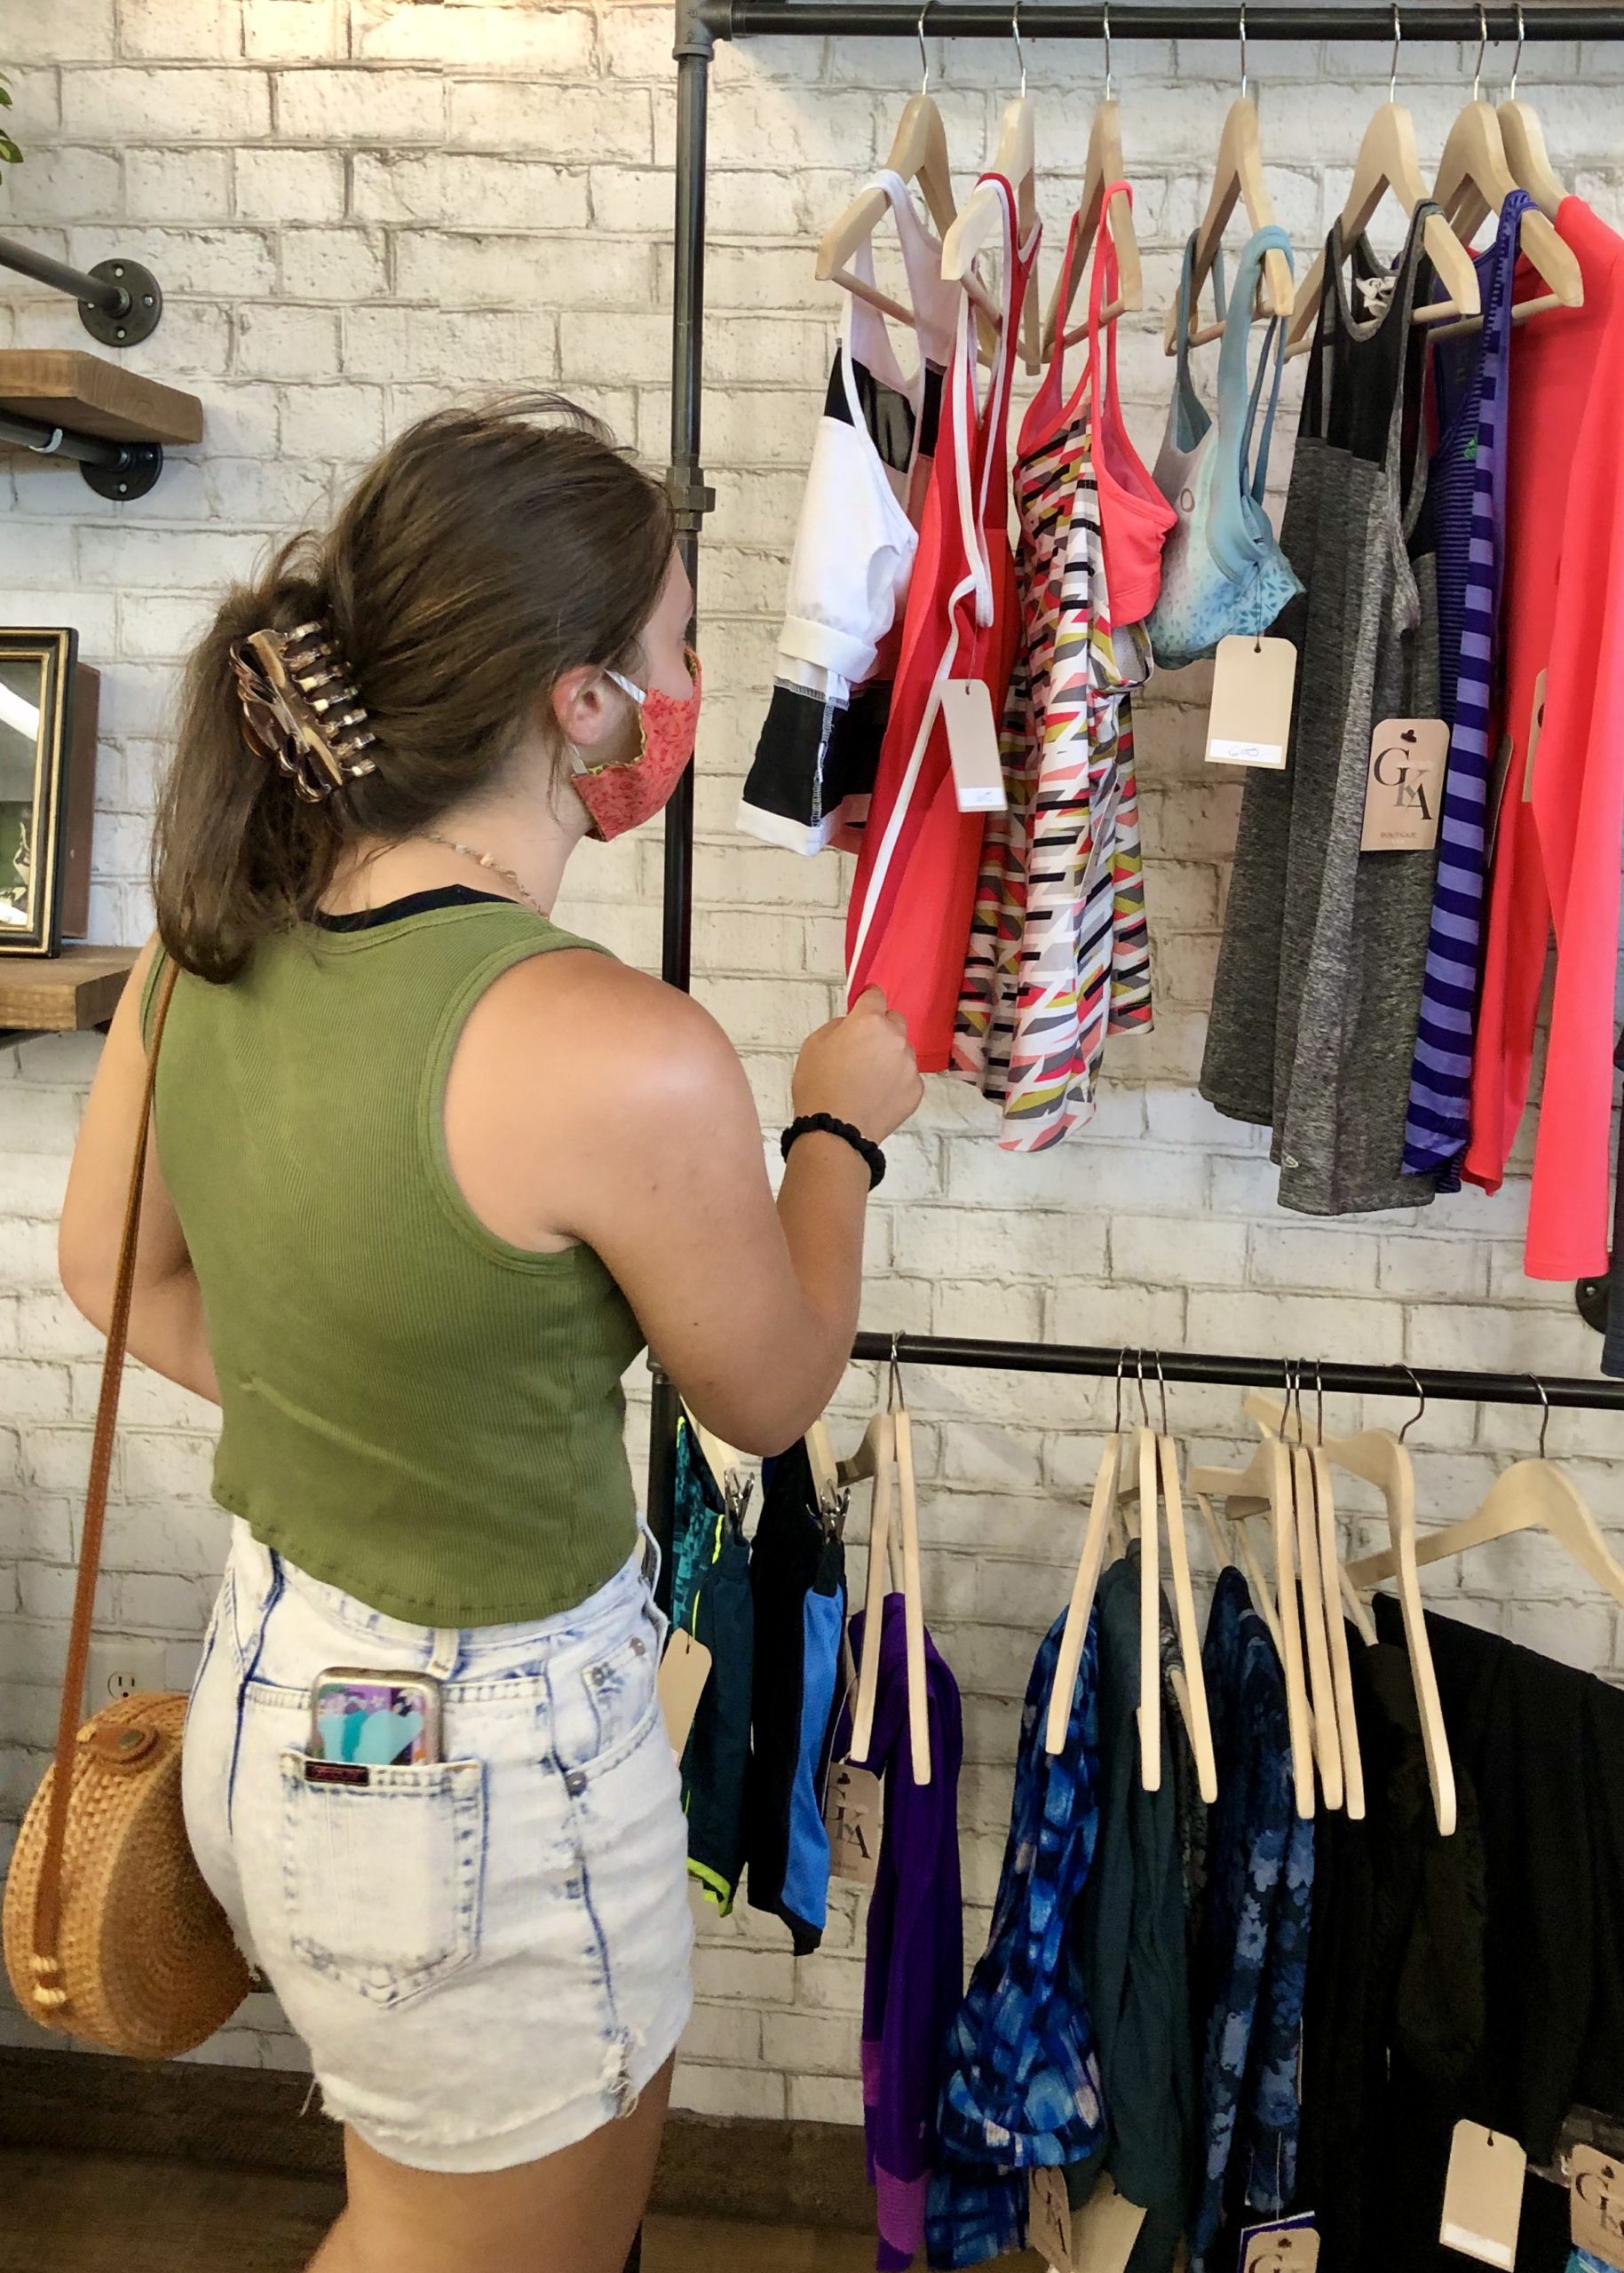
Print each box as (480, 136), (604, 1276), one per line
(551, 662), (615, 752)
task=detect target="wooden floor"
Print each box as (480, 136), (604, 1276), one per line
(0, 2148), (884, 2272)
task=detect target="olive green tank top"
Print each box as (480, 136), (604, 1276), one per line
(144, 891), (645, 1626)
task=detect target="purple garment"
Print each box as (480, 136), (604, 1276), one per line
(842, 1596), (964, 2271)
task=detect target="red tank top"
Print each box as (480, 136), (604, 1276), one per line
(845, 173), (1042, 1071)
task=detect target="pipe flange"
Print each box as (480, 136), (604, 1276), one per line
(1576, 1275), (1610, 1334)
(79, 258), (162, 348)
(81, 440), (163, 502)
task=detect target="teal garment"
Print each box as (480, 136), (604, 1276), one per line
(1148, 226), (1302, 669)
(1067, 1551), (1199, 2273)
(670, 1421), (755, 1915)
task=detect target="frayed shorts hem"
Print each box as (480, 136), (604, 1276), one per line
(327, 1985), (695, 2175)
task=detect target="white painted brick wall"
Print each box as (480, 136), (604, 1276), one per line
(1, 0), (1621, 2127)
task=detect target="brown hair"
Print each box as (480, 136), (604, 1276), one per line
(154, 394), (674, 984)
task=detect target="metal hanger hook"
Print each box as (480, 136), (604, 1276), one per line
(1154, 1351), (1169, 1438)
(1472, 3), (1487, 102)
(1315, 1359), (1326, 1449)
(1103, 0), (1114, 103)
(1134, 1349), (1152, 1430)
(1390, 1), (1402, 104)
(916, 0), (930, 95)
(888, 1330), (905, 1413)
(1529, 1375), (1551, 1461)
(1398, 1366), (1426, 1443)
(1011, 0), (1026, 98)
(1510, 0), (1525, 97)
(1238, 1), (1248, 103)
(1113, 1347), (1128, 1437)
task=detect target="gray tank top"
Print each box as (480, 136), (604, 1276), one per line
(1200, 207), (1443, 1216)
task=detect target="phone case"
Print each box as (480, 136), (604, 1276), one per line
(307, 1667), (443, 1770)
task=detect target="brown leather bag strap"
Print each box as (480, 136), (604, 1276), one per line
(32, 955), (181, 1976)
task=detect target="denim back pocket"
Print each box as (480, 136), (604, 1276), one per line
(278, 1753), (486, 2008)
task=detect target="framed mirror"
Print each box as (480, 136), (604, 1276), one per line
(0, 630), (98, 958)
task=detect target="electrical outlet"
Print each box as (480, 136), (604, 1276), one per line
(84, 1637), (170, 1715)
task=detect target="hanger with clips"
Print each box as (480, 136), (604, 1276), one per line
(815, 2), (959, 331)
(1345, 1378), (1624, 1613)
(941, 0), (1042, 373)
(1287, 4), (1481, 355)
(1430, 5), (1582, 330)
(1042, 4), (1143, 357)
(1163, 6), (1293, 353)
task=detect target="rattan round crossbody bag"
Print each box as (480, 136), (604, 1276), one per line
(3, 961), (251, 2055)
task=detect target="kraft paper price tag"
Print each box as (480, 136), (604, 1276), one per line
(1027, 2168), (1073, 2273)
(1523, 668), (1548, 802)
(939, 678), (1008, 812)
(1572, 2145), (1624, 2268)
(824, 1760), (883, 1888)
(1361, 718), (1448, 852)
(1072, 2174), (1148, 2273)
(1240, 2214), (1320, 2273)
(1440, 2121), (1526, 2268)
(1207, 634), (1297, 768)
(657, 1628), (711, 1758)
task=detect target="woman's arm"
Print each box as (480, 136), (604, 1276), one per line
(448, 954), (921, 1457)
(59, 938), (220, 1404)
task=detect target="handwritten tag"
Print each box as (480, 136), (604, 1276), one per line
(1027, 2168), (1073, 2272)
(1523, 668), (1548, 802)
(824, 1760), (883, 1888)
(1572, 2144), (1624, 2269)
(1241, 2214), (1321, 2273)
(1072, 2174), (1147, 2273)
(657, 1628), (711, 1758)
(939, 678), (1007, 812)
(1440, 2121), (1525, 2268)
(1361, 718), (1447, 851)
(1207, 634), (1297, 768)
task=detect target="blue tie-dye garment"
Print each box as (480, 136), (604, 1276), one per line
(1191, 1567), (1315, 2269)
(925, 1612), (1106, 2269)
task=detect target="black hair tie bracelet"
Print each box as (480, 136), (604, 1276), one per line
(780, 1113), (886, 1190)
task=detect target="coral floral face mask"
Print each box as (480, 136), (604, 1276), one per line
(569, 645), (701, 841)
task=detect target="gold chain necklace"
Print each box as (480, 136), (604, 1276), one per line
(421, 835), (548, 918)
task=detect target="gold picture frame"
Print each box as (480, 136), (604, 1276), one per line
(0, 630), (98, 958)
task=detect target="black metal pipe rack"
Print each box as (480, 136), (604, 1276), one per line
(644, 0), (1624, 1585)
(0, 236), (163, 347)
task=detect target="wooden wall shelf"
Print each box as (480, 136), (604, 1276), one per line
(0, 350), (202, 447)
(0, 946), (138, 1035)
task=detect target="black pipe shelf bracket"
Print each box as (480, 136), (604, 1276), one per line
(0, 235), (162, 347)
(0, 407), (162, 501)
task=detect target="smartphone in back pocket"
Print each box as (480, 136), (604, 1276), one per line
(308, 1667), (443, 1775)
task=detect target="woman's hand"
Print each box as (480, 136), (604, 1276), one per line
(791, 987), (923, 1144)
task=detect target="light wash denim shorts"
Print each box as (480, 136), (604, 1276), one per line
(182, 1517), (694, 2173)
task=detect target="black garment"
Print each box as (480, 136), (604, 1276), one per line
(1066, 1552), (1199, 2273)
(1601, 1023), (1624, 1376)
(1367, 1598), (1624, 2273)
(1295, 1633), (1487, 2273)
(313, 883), (507, 931)
(741, 1440), (846, 1953)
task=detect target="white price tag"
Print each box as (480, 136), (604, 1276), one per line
(1028, 2169), (1073, 2272)
(939, 678), (1008, 812)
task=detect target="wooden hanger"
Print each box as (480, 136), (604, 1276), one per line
(940, 4), (1041, 372)
(1431, 18), (1581, 324)
(1042, 18), (1142, 358)
(1249, 1385), (1456, 1835)
(804, 1417), (841, 1513)
(1188, 1414), (1315, 1818)
(1287, 12), (1481, 358)
(1163, 92), (1294, 353)
(1345, 1389), (1624, 1612)
(1496, 4), (1567, 216)
(815, 15), (958, 333)
(1193, 1483), (1284, 1655)
(1288, 1433), (1343, 1812)
(1146, 1363), (1218, 1803)
(1046, 1364), (1128, 1756)
(845, 1351), (930, 1786)
(1115, 1421), (1165, 1793)
(1304, 1421), (1367, 1818)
